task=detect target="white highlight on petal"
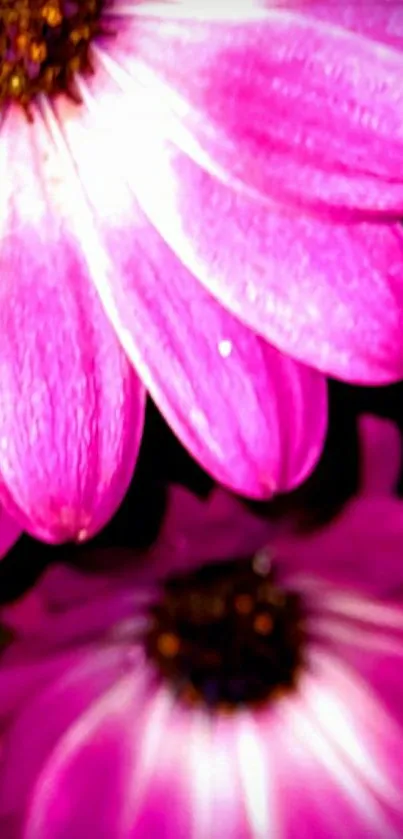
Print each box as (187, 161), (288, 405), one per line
(110, 616), (151, 643)
(112, 1), (269, 23)
(94, 38), (266, 201)
(237, 714), (274, 839)
(279, 574), (334, 598)
(34, 97), (145, 393)
(284, 575), (403, 636)
(190, 407), (210, 432)
(301, 660), (401, 809)
(284, 700), (400, 839)
(189, 712), (214, 839)
(129, 685), (175, 811)
(218, 339), (233, 358)
(94, 44), (263, 203)
(25, 674), (135, 839)
(210, 718), (242, 834)
(122, 683), (177, 835)
(317, 592), (403, 629)
(309, 615), (403, 658)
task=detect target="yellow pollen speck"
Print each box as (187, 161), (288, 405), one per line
(9, 75), (22, 92)
(30, 43), (47, 63)
(234, 594), (254, 615)
(16, 34), (29, 53)
(70, 25), (91, 45)
(157, 633), (181, 658)
(41, 4), (63, 27)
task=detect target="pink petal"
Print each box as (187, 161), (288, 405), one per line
(0, 506), (21, 559)
(297, 651), (403, 830)
(207, 717), (254, 839)
(125, 695), (251, 839)
(46, 91), (326, 498)
(124, 137), (403, 383)
(149, 486), (276, 575)
(31, 560), (157, 616)
(0, 653), (81, 719)
(328, 624), (403, 732)
(0, 648), (129, 819)
(95, 248), (326, 498)
(1, 590), (44, 635)
(274, 683), (401, 837)
(22, 592), (146, 650)
(358, 415), (401, 497)
(76, 213), (327, 499)
(1, 564), (154, 650)
(3, 669), (254, 839)
(280, 495), (403, 596)
(29, 565), (117, 612)
(0, 108), (145, 543)
(276, 0), (403, 52)
(23, 675), (150, 839)
(126, 701), (195, 839)
(275, 415), (403, 594)
(118, 10), (403, 215)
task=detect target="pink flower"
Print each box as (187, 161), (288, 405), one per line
(0, 1), (333, 544)
(4, 0), (403, 543)
(1, 417), (403, 837)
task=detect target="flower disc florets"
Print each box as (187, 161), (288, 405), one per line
(146, 555), (305, 712)
(0, 0), (104, 110)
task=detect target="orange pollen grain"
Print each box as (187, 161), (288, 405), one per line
(234, 594), (254, 616)
(41, 4), (63, 26)
(16, 34), (29, 53)
(157, 633), (181, 658)
(30, 42), (47, 62)
(254, 613), (273, 635)
(9, 75), (23, 92)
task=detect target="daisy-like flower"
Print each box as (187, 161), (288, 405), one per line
(3, 1), (403, 544)
(1, 416), (403, 837)
(0, 0), (331, 546)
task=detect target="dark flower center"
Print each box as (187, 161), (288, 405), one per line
(0, 0), (105, 112)
(145, 554), (305, 712)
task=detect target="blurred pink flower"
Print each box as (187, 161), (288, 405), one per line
(0, 1), (332, 545)
(1, 417), (403, 837)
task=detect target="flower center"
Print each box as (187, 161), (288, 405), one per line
(145, 554), (305, 712)
(0, 0), (104, 111)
